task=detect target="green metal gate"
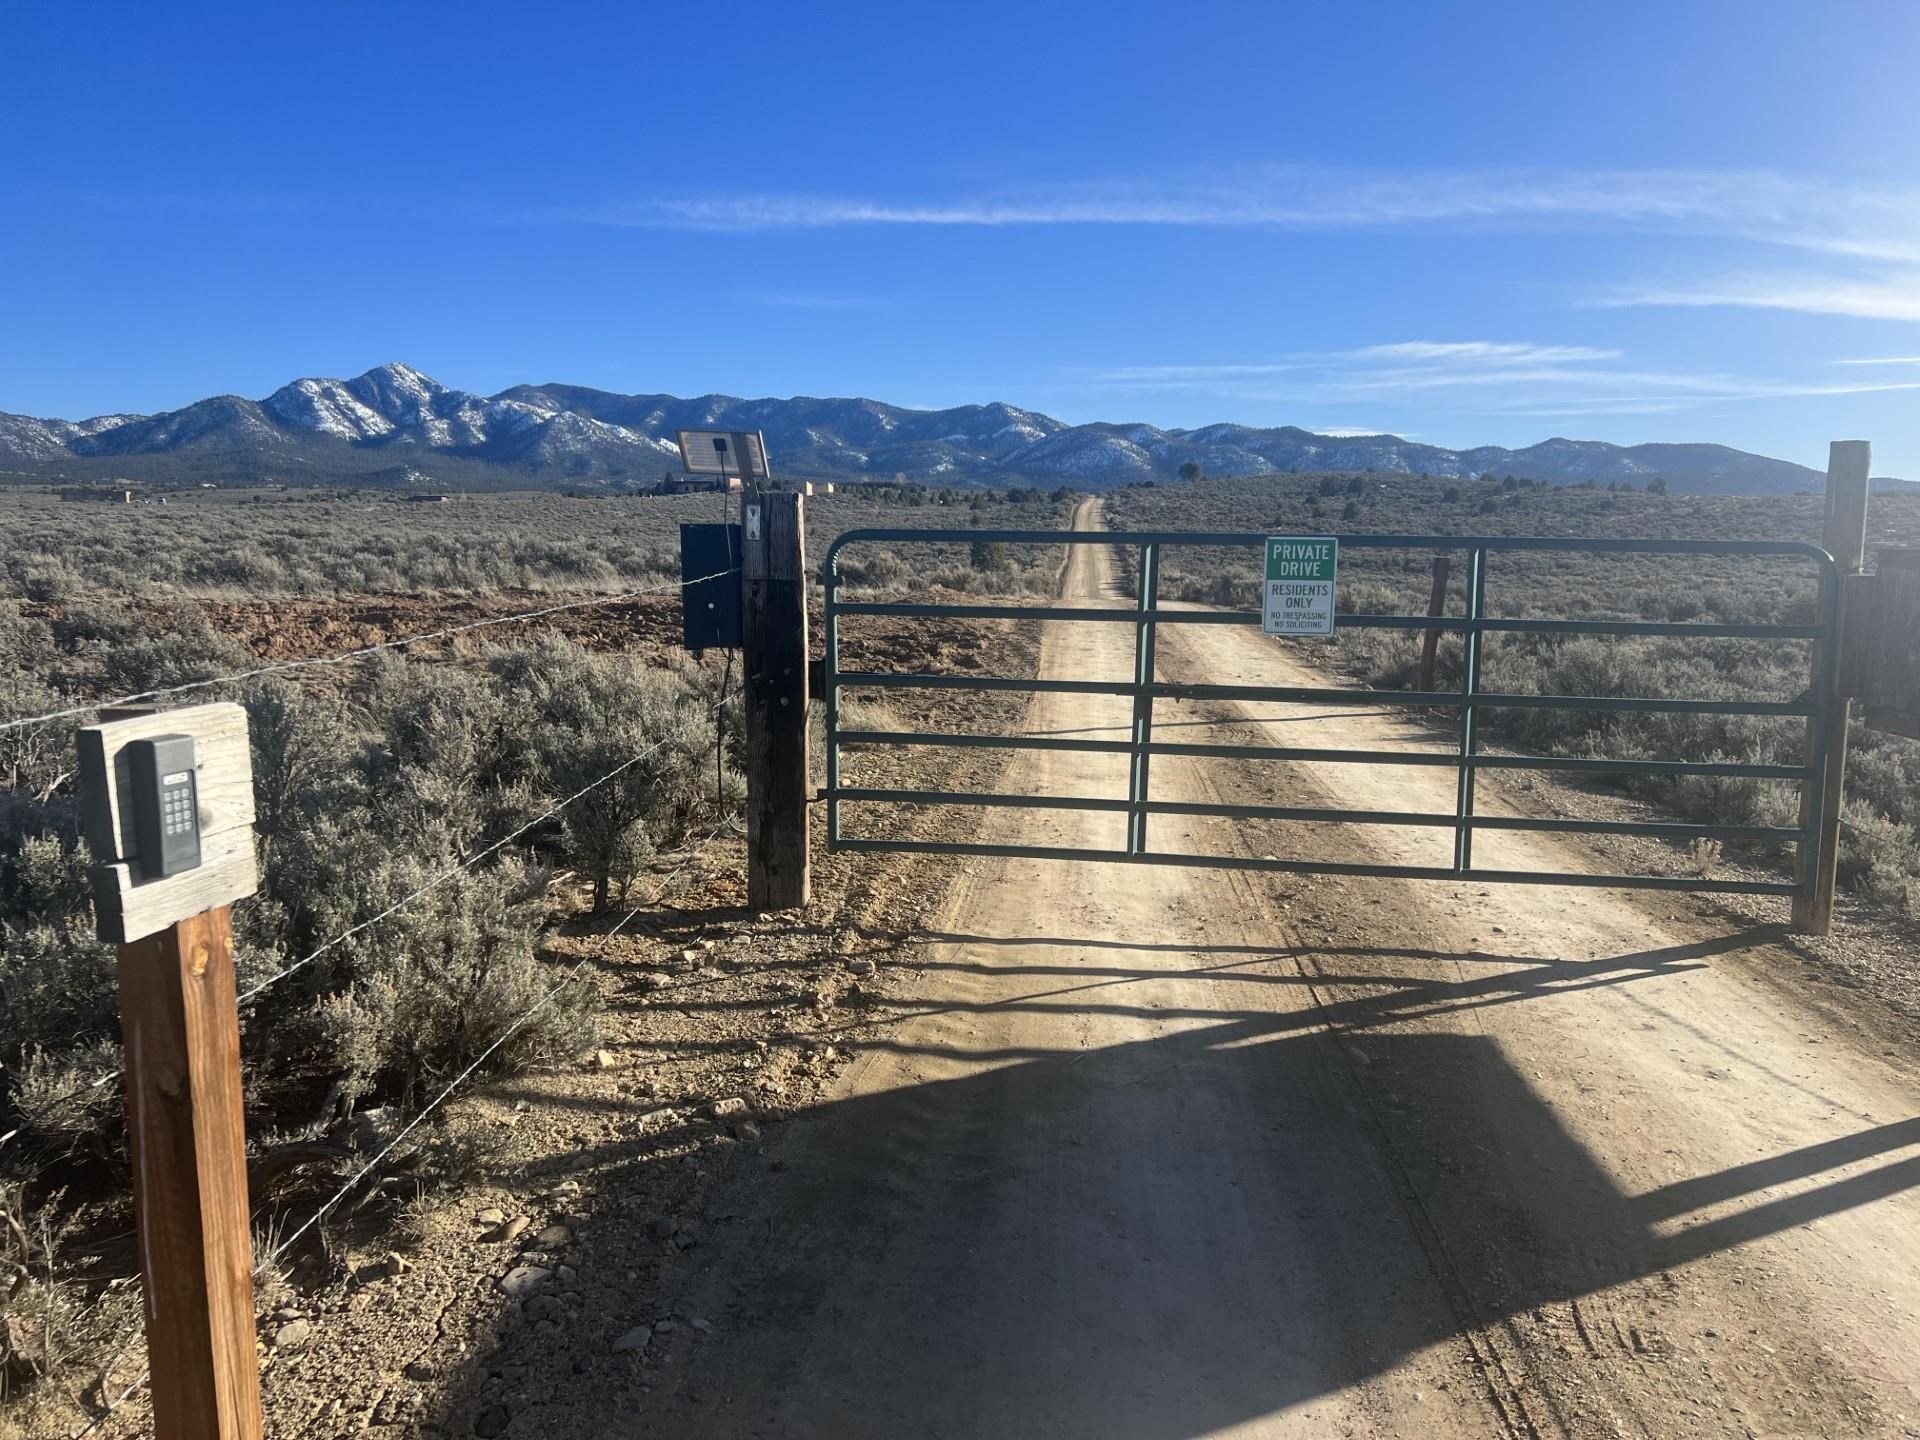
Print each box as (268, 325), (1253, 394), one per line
(822, 528), (1841, 900)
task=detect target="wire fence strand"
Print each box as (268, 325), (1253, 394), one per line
(259, 810), (739, 1273)
(4, 695), (728, 1157)
(19, 558), (748, 1437)
(234, 703), (718, 1006)
(58, 813), (740, 1440)
(2, 567), (737, 734)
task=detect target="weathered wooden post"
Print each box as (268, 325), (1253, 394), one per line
(1794, 440), (1870, 935)
(741, 491), (811, 908)
(78, 703), (262, 1440)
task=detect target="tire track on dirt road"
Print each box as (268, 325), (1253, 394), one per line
(616, 501), (1920, 1440)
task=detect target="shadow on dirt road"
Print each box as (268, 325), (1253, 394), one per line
(418, 922), (1913, 1439)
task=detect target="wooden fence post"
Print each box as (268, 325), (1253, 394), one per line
(79, 703), (263, 1440)
(118, 908), (263, 1440)
(1418, 554), (1451, 692)
(1794, 440), (1871, 934)
(741, 491), (811, 909)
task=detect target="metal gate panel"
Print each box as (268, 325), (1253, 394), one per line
(822, 529), (1840, 900)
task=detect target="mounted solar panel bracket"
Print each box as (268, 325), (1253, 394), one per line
(675, 429), (771, 487)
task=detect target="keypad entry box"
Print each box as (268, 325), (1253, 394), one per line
(128, 734), (202, 880)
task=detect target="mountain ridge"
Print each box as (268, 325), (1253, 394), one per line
(0, 362), (1841, 495)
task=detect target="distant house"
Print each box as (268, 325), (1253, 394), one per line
(60, 486), (138, 503)
(404, 493), (454, 504)
(658, 474), (743, 495)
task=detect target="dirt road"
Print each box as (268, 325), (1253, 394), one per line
(640, 503), (1920, 1439)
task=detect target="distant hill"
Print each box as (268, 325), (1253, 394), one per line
(0, 362), (1841, 495)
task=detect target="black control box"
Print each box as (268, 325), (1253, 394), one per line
(127, 734), (201, 880)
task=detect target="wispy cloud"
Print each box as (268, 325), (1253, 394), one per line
(1597, 269), (1920, 322)
(1832, 355), (1920, 366)
(1095, 342), (1620, 389)
(545, 168), (1920, 265)
(1346, 341), (1623, 364)
(1078, 338), (1920, 418)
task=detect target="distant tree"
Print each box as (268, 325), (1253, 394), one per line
(1477, 497), (1500, 515)
(1345, 475), (1366, 496)
(1341, 499), (1362, 522)
(970, 536), (1010, 572)
(1442, 485), (1462, 503)
(1177, 462), (1203, 483)
(1647, 476), (1669, 496)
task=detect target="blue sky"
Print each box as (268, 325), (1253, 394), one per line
(3, 1), (1918, 474)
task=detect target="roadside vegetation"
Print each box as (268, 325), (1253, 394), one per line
(0, 483), (1069, 601)
(1108, 471), (1920, 914)
(0, 479), (1072, 1422)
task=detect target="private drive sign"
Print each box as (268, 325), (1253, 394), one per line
(1263, 536), (1339, 636)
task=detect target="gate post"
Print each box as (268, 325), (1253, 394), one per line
(1794, 440), (1871, 934)
(742, 490), (811, 909)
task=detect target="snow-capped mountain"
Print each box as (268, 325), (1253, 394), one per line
(0, 363), (1830, 494)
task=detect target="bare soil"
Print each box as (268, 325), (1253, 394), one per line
(48, 506), (1920, 1440)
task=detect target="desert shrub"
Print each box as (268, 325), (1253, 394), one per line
(1837, 803), (1920, 911)
(0, 801), (121, 1159)
(0, 487), (1072, 603)
(298, 859), (588, 1114)
(490, 641), (734, 909)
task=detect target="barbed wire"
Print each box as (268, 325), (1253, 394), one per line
(2, 566), (736, 734)
(260, 809), (741, 1268)
(0, 1067), (119, 1152)
(4, 694), (729, 1156)
(234, 702), (721, 1006)
(57, 809), (740, 1440)
(21, 549), (744, 1437)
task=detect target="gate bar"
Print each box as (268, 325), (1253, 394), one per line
(834, 730), (1817, 780)
(834, 670), (1820, 716)
(828, 786), (1800, 842)
(830, 837), (1800, 896)
(833, 599), (1822, 642)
